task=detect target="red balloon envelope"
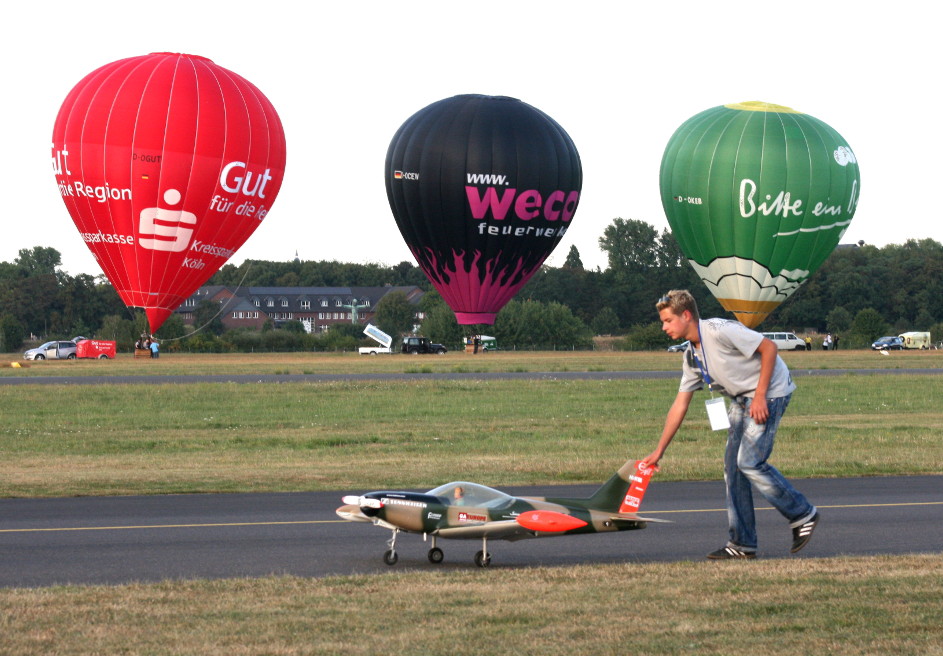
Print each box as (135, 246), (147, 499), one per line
(51, 53), (286, 332)
(385, 95), (582, 324)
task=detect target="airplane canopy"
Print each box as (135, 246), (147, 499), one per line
(427, 482), (514, 508)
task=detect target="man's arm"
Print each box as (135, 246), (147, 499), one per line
(642, 390), (694, 470)
(749, 338), (778, 424)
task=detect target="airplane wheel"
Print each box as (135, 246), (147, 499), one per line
(428, 547), (444, 564)
(383, 549), (398, 566)
(474, 550), (491, 568)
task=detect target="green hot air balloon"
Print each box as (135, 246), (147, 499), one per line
(660, 101), (860, 328)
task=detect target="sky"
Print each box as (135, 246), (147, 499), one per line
(2, 0), (939, 277)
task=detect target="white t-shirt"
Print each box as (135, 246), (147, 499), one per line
(679, 319), (796, 399)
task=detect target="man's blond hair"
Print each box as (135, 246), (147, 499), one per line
(656, 289), (700, 321)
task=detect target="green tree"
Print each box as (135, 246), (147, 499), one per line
(493, 299), (592, 350)
(98, 314), (139, 350)
(390, 261), (429, 287)
(327, 322), (364, 341)
(316, 323), (360, 351)
(914, 308), (935, 331)
(183, 332), (224, 352)
(153, 314), (187, 352)
(848, 308), (888, 347)
(520, 265), (601, 326)
(598, 218), (659, 273)
(563, 245), (583, 269)
(10, 273), (60, 337)
(261, 329), (304, 351)
(591, 307), (620, 336)
(655, 229), (685, 269)
(275, 271), (300, 287)
(420, 302), (464, 349)
(280, 319), (306, 334)
(929, 323), (943, 347)
(0, 314), (26, 352)
(826, 306), (852, 334)
(14, 246), (62, 278)
(619, 322), (673, 351)
(194, 299), (226, 335)
(373, 291), (416, 337)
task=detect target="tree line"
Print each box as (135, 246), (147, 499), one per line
(518, 227), (943, 349)
(3, 221), (942, 352)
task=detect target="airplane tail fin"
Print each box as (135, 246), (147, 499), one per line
(586, 460), (655, 514)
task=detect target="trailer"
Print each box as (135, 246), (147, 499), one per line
(359, 324), (393, 355)
(464, 335), (497, 353)
(899, 332), (931, 349)
(76, 339), (117, 359)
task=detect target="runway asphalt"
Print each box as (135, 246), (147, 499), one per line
(2, 475), (940, 588)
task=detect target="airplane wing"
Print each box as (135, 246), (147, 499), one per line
(436, 510), (602, 542)
(436, 520), (536, 542)
(608, 512), (672, 524)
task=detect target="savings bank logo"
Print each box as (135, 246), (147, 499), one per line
(393, 170), (419, 181)
(138, 189), (197, 252)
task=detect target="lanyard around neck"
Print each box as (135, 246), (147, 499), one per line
(692, 323), (716, 395)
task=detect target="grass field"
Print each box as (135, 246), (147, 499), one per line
(2, 555), (941, 655)
(1, 349), (941, 654)
(1, 354), (941, 497)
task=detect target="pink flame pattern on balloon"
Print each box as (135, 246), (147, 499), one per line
(412, 248), (535, 324)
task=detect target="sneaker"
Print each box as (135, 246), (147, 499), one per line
(791, 511), (819, 553)
(707, 546), (756, 560)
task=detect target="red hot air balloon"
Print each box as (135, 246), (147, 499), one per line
(51, 53), (286, 333)
(385, 95), (582, 325)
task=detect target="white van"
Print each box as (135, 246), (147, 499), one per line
(761, 332), (805, 351)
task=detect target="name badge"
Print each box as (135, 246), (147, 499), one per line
(705, 397), (730, 431)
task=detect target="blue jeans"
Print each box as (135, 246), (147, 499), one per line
(724, 394), (815, 551)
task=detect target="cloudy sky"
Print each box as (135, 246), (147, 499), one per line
(3, 0), (938, 276)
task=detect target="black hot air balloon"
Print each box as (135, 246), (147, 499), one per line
(385, 95), (582, 324)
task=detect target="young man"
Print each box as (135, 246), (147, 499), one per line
(642, 290), (819, 559)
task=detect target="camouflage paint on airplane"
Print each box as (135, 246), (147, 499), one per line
(385, 95), (582, 325)
(660, 102), (860, 328)
(52, 53), (286, 333)
(337, 460), (663, 567)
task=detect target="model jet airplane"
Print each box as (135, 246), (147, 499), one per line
(336, 459), (665, 567)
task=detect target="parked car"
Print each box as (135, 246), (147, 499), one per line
(761, 332), (805, 351)
(871, 336), (904, 350)
(667, 340), (690, 353)
(24, 340), (77, 360)
(401, 336), (447, 354)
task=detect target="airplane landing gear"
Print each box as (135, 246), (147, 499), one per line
(474, 537), (492, 567)
(384, 529), (400, 566)
(427, 535), (444, 564)
(380, 531), (492, 566)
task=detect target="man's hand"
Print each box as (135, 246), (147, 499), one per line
(640, 452), (662, 472)
(750, 396), (769, 424)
